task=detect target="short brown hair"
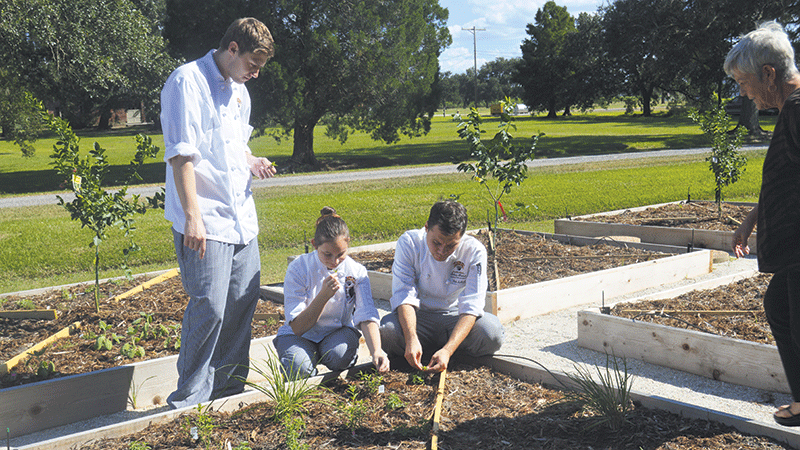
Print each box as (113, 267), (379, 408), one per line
(428, 200), (468, 236)
(219, 18), (274, 58)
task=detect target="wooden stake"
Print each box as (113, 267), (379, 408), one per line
(617, 309), (759, 317)
(112, 268), (180, 302)
(0, 309), (57, 320)
(488, 229), (501, 290)
(1, 321), (81, 375)
(430, 369), (447, 450)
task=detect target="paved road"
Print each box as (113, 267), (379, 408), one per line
(1, 146), (767, 209)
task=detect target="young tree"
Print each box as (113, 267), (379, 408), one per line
(454, 99), (542, 231)
(45, 108), (161, 313)
(689, 100), (747, 216)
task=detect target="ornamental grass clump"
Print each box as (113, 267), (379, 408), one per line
(563, 353), (635, 431)
(236, 347), (324, 447)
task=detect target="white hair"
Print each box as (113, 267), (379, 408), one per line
(724, 21), (799, 82)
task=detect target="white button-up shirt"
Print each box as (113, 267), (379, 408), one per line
(161, 50), (258, 245)
(278, 252), (380, 343)
(390, 228), (487, 317)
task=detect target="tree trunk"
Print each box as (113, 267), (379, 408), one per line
(562, 105), (572, 116)
(641, 88), (653, 117)
(736, 97), (768, 137)
(290, 121), (319, 168)
(546, 98), (558, 118)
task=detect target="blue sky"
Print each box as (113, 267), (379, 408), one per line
(438, 0), (605, 74)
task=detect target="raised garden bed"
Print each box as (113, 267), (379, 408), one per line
(0, 271), (286, 438)
(576, 270), (789, 394)
(308, 229), (715, 323)
(16, 357), (800, 450)
(554, 201), (757, 253)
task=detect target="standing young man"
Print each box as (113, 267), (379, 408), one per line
(161, 17), (277, 409)
(380, 200), (505, 372)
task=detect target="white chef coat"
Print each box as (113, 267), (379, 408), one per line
(278, 252), (380, 343)
(390, 228), (487, 317)
(161, 49), (258, 245)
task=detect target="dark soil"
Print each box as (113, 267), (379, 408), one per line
(81, 363), (793, 450)
(0, 273), (284, 389)
(354, 229), (670, 291)
(612, 274), (773, 345)
(573, 201), (754, 231)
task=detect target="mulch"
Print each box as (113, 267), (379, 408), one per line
(79, 362), (794, 449)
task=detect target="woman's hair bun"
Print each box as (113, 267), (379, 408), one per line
(320, 206), (337, 216)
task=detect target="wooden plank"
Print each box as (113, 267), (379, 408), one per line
(112, 268), (180, 302)
(610, 267), (758, 304)
(1, 366), (133, 439)
(553, 201), (759, 253)
(253, 312), (283, 322)
(493, 250), (712, 323)
(1, 322), (81, 375)
(576, 310), (788, 394)
(0, 336), (278, 439)
(0, 309), (57, 320)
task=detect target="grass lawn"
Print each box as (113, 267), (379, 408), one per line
(0, 107), (773, 294)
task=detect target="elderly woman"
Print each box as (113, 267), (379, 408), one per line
(727, 21), (800, 427)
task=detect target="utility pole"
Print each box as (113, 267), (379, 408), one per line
(462, 26), (486, 108)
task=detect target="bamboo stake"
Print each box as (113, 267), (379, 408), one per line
(1, 321), (81, 375)
(112, 268), (180, 302)
(430, 369), (448, 450)
(519, 255), (663, 261)
(618, 309), (759, 316)
(0, 309), (58, 320)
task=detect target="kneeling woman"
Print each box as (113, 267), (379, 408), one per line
(274, 207), (390, 379)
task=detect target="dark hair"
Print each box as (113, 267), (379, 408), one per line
(427, 200), (467, 236)
(219, 18), (275, 58)
(314, 207), (350, 245)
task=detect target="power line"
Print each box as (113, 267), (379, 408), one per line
(462, 26), (486, 107)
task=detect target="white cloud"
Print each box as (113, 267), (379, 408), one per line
(438, 0), (604, 74)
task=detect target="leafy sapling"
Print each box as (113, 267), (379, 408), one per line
(43, 106), (162, 313)
(689, 99), (747, 216)
(454, 97), (542, 232)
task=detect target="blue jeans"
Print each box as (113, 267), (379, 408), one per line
(272, 327), (361, 379)
(167, 229), (261, 409)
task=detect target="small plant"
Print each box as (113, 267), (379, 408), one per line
(94, 320), (122, 351)
(121, 336), (146, 359)
(454, 97), (542, 232)
(563, 353), (635, 431)
(182, 403), (216, 449)
(689, 98), (747, 216)
(408, 372), (425, 385)
(385, 393), (405, 410)
(338, 384), (369, 432)
(358, 370), (383, 395)
(128, 441), (151, 450)
(282, 415), (308, 450)
(15, 299), (35, 310)
(128, 375), (156, 409)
